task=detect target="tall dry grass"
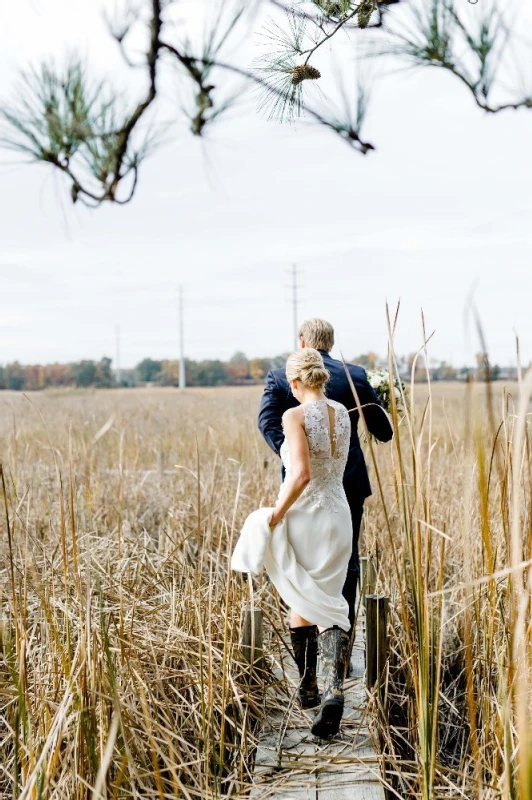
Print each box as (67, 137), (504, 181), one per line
(364, 371), (532, 799)
(1, 375), (531, 798)
(0, 388), (285, 799)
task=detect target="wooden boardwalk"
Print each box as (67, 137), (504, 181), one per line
(248, 612), (386, 800)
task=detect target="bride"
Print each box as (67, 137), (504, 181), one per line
(263, 347), (353, 738)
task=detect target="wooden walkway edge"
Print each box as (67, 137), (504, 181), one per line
(248, 610), (386, 800)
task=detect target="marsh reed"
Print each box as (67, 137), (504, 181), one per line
(1, 369), (531, 798)
(0, 388), (282, 799)
(364, 366), (532, 799)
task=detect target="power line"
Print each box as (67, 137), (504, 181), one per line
(287, 264), (302, 351)
(115, 324), (121, 386)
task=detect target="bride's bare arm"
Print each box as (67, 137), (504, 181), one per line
(270, 407), (311, 527)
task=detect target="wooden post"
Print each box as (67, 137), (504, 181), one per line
(366, 594), (389, 697)
(242, 608), (264, 676)
(360, 556), (376, 607)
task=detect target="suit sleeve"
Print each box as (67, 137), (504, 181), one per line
(354, 369), (393, 443)
(258, 371), (286, 456)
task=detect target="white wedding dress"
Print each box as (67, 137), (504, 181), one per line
(263, 399), (352, 632)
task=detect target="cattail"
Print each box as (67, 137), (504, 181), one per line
(291, 64), (321, 86)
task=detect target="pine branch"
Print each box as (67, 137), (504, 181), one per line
(187, 55), (375, 153)
(102, 0), (162, 199)
(0, 0), (163, 204)
(1, 0), (530, 208)
(384, 0), (532, 114)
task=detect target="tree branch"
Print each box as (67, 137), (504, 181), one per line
(106, 0), (162, 199)
(444, 62), (532, 112)
(1, 0), (530, 208)
(162, 47), (375, 153)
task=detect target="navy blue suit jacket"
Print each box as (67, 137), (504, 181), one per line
(258, 351), (393, 504)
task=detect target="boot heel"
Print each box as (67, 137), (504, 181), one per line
(311, 696), (344, 738)
(299, 687), (321, 709)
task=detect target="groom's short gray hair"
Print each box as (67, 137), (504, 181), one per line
(298, 318), (334, 352)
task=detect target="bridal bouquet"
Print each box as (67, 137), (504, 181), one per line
(360, 368), (407, 442)
(366, 368), (407, 415)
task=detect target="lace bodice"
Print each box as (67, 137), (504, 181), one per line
(280, 399), (351, 514)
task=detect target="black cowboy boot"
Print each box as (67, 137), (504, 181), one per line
(289, 625), (321, 709)
(311, 626), (350, 738)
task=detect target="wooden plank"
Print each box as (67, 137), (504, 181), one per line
(250, 783), (316, 800)
(251, 729), (317, 800)
(242, 608), (264, 673)
(359, 558), (376, 608)
(248, 611), (386, 799)
(365, 596), (389, 696)
(318, 777), (385, 800)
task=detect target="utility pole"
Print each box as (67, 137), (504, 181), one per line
(290, 264), (300, 350)
(178, 285), (186, 389)
(115, 324), (121, 386)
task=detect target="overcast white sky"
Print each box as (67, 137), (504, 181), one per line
(1, 0), (531, 368)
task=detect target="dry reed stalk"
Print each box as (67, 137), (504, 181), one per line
(1, 374), (531, 798)
(364, 336), (532, 799)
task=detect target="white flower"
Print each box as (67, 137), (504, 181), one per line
(394, 387), (401, 398)
(370, 374), (383, 388)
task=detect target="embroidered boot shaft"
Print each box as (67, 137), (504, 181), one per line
(289, 625), (321, 709)
(311, 626), (350, 738)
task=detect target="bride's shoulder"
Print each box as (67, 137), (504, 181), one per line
(282, 405), (305, 428)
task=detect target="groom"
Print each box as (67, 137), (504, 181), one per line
(258, 318), (393, 632)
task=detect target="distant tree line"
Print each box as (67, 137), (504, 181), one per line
(134, 352), (290, 387)
(0, 350), (520, 391)
(0, 352), (285, 391)
(0, 357), (114, 391)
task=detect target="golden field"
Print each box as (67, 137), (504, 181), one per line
(1, 380), (531, 799)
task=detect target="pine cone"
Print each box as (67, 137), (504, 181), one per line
(313, 0), (349, 17)
(291, 64), (322, 86)
(357, 0), (375, 27)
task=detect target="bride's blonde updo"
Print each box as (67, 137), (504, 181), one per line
(286, 348), (329, 390)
